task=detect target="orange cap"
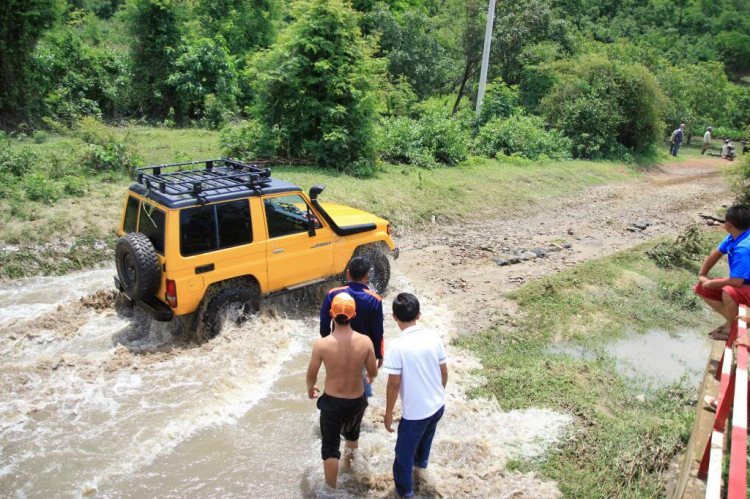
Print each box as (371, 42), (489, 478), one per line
(331, 292), (357, 321)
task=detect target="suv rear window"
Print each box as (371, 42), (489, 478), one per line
(123, 196), (139, 233)
(180, 200), (252, 257)
(139, 203), (166, 254)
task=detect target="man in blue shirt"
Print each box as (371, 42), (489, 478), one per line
(320, 257), (384, 396)
(694, 205), (750, 340)
(670, 123), (686, 157)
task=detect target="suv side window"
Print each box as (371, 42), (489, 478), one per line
(264, 194), (321, 239)
(139, 203), (166, 254)
(123, 196), (139, 233)
(180, 200), (252, 257)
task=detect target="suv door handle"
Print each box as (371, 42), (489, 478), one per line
(272, 248), (285, 254)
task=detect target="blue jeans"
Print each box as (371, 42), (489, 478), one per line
(393, 406), (445, 498)
(671, 142), (681, 156)
(362, 369), (373, 398)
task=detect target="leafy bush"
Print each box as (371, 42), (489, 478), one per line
(0, 148), (37, 177)
(23, 173), (62, 204)
(473, 115), (572, 161)
(61, 175), (88, 197)
(32, 31), (131, 125)
(479, 78), (520, 124)
(32, 130), (49, 143)
(377, 112), (470, 168)
(220, 119), (280, 159)
(75, 116), (118, 146)
(711, 126), (746, 141)
(542, 54), (666, 159)
(82, 143), (143, 172)
(732, 155), (750, 205)
(248, 0), (382, 169)
(166, 37), (239, 125)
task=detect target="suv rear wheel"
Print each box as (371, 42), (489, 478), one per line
(115, 232), (161, 301)
(199, 284), (260, 341)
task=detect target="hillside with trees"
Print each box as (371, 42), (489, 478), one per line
(1, 0), (749, 174)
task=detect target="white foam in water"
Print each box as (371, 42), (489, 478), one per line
(0, 268), (113, 326)
(0, 271), (572, 498)
(304, 276), (572, 498)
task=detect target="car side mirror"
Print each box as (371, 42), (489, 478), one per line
(308, 211), (317, 237)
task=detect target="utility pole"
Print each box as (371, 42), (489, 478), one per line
(475, 0), (497, 117)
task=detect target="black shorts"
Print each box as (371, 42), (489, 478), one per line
(317, 393), (368, 460)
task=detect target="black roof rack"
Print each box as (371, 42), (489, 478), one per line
(135, 158), (273, 198)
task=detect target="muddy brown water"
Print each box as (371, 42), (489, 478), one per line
(0, 269), (573, 498)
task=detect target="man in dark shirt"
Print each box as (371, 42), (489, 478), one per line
(320, 257), (384, 397)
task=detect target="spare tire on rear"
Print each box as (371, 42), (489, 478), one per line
(115, 232), (161, 301)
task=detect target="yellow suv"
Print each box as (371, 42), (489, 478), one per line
(114, 159), (398, 338)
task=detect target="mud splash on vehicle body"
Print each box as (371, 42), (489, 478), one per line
(0, 270), (571, 498)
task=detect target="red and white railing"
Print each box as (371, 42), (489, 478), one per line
(698, 304), (748, 498)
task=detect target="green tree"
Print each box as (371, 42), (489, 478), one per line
(543, 54), (666, 158)
(478, 78), (519, 124)
(0, 0), (63, 126)
(248, 0), (383, 169)
(167, 37), (239, 127)
(196, 0), (279, 56)
(125, 0), (183, 117)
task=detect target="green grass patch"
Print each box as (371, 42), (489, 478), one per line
(456, 230), (725, 498)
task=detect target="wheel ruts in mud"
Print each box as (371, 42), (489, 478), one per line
(115, 232), (161, 302)
(352, 246), (391, 295)
(200, 285), (260, 340)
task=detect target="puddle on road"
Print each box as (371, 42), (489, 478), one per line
(1, 270), (572, 498)
(549, 327), (714, 388)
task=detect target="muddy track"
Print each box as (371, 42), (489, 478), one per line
(0, 157), (732, 498)
(396, 158), (731, 330)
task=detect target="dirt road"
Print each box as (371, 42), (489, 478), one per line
(0, 157), (731, 498)
(397, 158), (731, 330)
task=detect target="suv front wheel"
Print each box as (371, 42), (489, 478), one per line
(199, 284), (260, 341)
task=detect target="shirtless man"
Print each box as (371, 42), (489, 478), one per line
(306, 292), (378, 489)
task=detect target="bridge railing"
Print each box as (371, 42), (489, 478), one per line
(697, 304), (748, 499)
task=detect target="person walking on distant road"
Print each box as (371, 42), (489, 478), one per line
(307, 293), (378, 490)
(670, 123), (686, 157)
(702, 126), (713, 155)
(383, 293), (448, 498)
(320, 257), (384, 398)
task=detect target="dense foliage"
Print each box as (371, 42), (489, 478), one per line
(0, 0), (749, 168)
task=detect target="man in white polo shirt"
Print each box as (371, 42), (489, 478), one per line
(382, 293), (448, 498)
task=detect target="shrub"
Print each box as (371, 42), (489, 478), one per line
(32, 130), (49, 143)
(0, 148), (37, 177)
(75, 116), (117, 146)
(711, 126), (746, 141)
(248, 0), (382, 169)
(82, 143), (143, 172)
(220, 119), (280, 159)
(61, 175), (88, 197)
(166, 37), (239, 124)
(377, 113), (470, 168)
(23, 173), (62, 204)
(473, 115), (572, 161)
(731, 155), (750, 205)
(647, 225), (712, 269)
(479, 78), (520, 124)
(542, 54), (666, 159)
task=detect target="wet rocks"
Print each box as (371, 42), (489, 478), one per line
(494, 259), (510, 266)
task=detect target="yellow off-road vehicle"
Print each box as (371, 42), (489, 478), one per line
(114, 159), (398, 338)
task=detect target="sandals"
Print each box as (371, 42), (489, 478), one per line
(709, 326), (730, 340)
(704, 395), (718, 412)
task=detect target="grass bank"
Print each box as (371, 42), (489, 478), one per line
(1, 126), (643, 278)
(456, 229), (725, 497)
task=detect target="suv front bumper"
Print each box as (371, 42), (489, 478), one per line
(114, 275), (174, 322)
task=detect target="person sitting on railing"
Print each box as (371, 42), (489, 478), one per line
(694, 205), (750, 341)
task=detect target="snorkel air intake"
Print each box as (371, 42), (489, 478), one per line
(309, 184), (377, 236)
